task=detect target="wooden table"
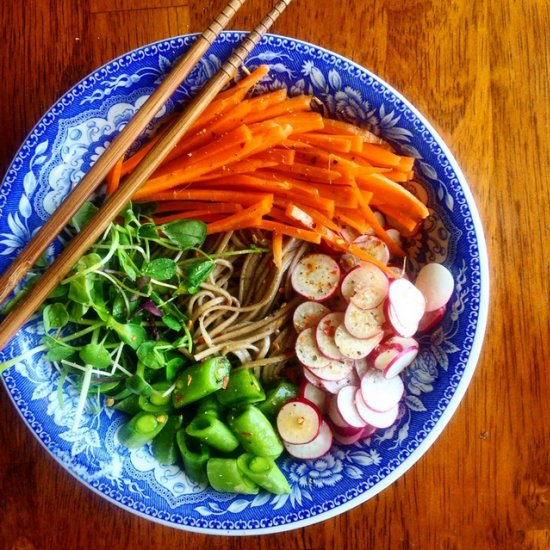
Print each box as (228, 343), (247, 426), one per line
(1, 1), (549, 548)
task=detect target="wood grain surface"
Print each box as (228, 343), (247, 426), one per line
(1, 1), (549, 548)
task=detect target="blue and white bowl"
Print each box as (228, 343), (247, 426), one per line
(0, 33), (489, 534)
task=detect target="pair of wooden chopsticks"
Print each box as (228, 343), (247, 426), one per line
(0, 0), (293, 352)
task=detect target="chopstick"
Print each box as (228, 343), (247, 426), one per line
(0, 0), (246, 307)
(0, 0), (293, 353)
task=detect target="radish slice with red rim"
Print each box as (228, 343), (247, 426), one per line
(341, 263), (389, 309)
(291, 253), (341, 302)
(276, 398), (322, 445)
(336, 385), (367, 429)
(293, 301), (330, 333)
(414, 263), (454, 312)
(299, 380), (328, 413)
(372, 345), (402, 371)
(352, 235), (390, 265)
(360, 368), (404, 412)
(316, 312), (345, 360)
(382, 346), (419, 379)
(334, 324), (384, 360)
(355, 389), (399, 428)
(327, 396), (358, 434)
(386, 278), (426, 336)
(311, 357), (354, 381)
(332, 426), (368, 446)
(344, 302), (385, 339)
(418, 304), (446, 332)
(284, 420), (333, 460)
(318, 370), (358, 394)
(295, 327), (332, 369)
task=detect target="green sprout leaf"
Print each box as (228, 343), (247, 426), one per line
(43, 303), (69, 331)
(142, 258), (177, 281)
(161, 219), (207, 250)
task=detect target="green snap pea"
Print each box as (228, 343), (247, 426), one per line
(151, 415), (183, 465)
(138, 381), (174, 413)
(257, 381), (298, 419)
(206, 458), (259, 495)
(111, 393), (141, 415)
(196, 394), (223, 418)
(176, 429), (210, 484)
(227, 405), (284, 458)
(185, 415), (239, 453)
(172, 356), (231, 408)
(118, 411), (168, 449)
(216, 368), (266, 407)
(236, 453), (291, 495)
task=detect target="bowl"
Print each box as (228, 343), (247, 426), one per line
(0, 32), (489, 534)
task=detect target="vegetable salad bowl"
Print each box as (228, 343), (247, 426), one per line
(0, 33), (489, 534)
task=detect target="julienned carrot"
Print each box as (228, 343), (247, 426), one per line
(215, 65), (270, 100)
(272, 231), (283, 270)
(154, 212), (226, 225)
(355, 143), (405, 168)
(348, 180), (405, 257)
(243, 95), (314, 124)
(297, 204), (340, 232)
(273, 191), (335, 218)
(106, 156), (123, 195)
(165, 89), (289, 163)
(313, 183), (358, 209)
(253, 169), (320, 198)
(334, 210), (371, 235)
(140, 189), (272, 205)
(356, 171), (429, 220)
(134, 124), (292, 199)
(373, 203), (419, 234)
(269, 112), (325, 135)
(270, 161), (342, 184)
(199, 175), (292, 194)
(153, 201), (241, 214)
(257, 219), (321, 244)
(320, 118), (385, 145)
(294, 132), (363, 154)
(206, 195), (274, 235)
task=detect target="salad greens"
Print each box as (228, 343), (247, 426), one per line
(0, 202), (293, 495)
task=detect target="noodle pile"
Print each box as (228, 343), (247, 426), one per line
(182, 230), (309, 382)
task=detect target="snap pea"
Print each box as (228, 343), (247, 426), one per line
(196, 394), (223, 418)
(206, 458), (259, 495)
(172, 356), (231, 408)
(216, 368), (266, 407)
(257, 381), (298, 419)
(185, 415), (239, 453)
(138, 380), (174, 413)
(236, 453), (291, 495)
(118, 411), (168, 449)
(111, 393), (141, 415)
(227, 405), (284, 458)
(176, 429), (210, 484)
(151, 415), (183, 465)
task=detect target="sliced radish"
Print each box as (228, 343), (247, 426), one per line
(360, 368), (404, 412)
(354, 357), (369, 378)
(293, 301), (330, 333)
(295, 328), (331, 369)
(334, 324), (384, 360)
(385, 228), (403, 253)
(327, 396), (360, 435)
(302, 366), (324, 389)
(341, 263), (389, 309)
(332, 426), (368, 446)
(276, 398), (322, 445)
(344, 302), (385, 339)
(324, 291), (348, 312)
(299, 380), (328, 413)
(336, 385), (367, 429)
(311, 357), (354, 381)
(418, 305), (446, 333)
(284, 420), (333, 460)
(414, 263), (454, 312)
(383, 335), (419, 350)
(382, 346), (419, 379)
(339, 253), (360, 273)
(318, 370), (358, 394)
(316, 312), (345, 360)
(291, 253), (341, 302)
(355, 389), (399, 429)
(371, 345), (403, 371)
(386, 278), (426, 336)
(352, 235), (390, 265)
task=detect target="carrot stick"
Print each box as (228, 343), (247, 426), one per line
(293, 132), (363, 154)
(355, 143), (405, 168)
(334, 210), (371, 235)
(297, 204), (340, 232)
(320, 118), (385, 145)
(314, 183), (358, 208)
(243, 95), (314, 124)
(206, 195), (274, 235)
(106, 156), (123, 195)
(154, 212), (226, 224)
(373, 203), (419, 233)
(153, 201), (241, 214)
(215, 65), (270, 100)
(272, 231), (283, 270)
(253, 169), (320, 198)
(138, 189), (272, 205)
(271, 161), (342, 184)
(257, 219), (321, 244)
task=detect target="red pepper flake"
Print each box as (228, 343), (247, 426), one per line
(175, 394), (184, 403)
(241, 432), (253, 437)
(222, 375), (229, 389)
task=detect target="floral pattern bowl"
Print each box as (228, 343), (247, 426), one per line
(0, 33), (489, 534)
